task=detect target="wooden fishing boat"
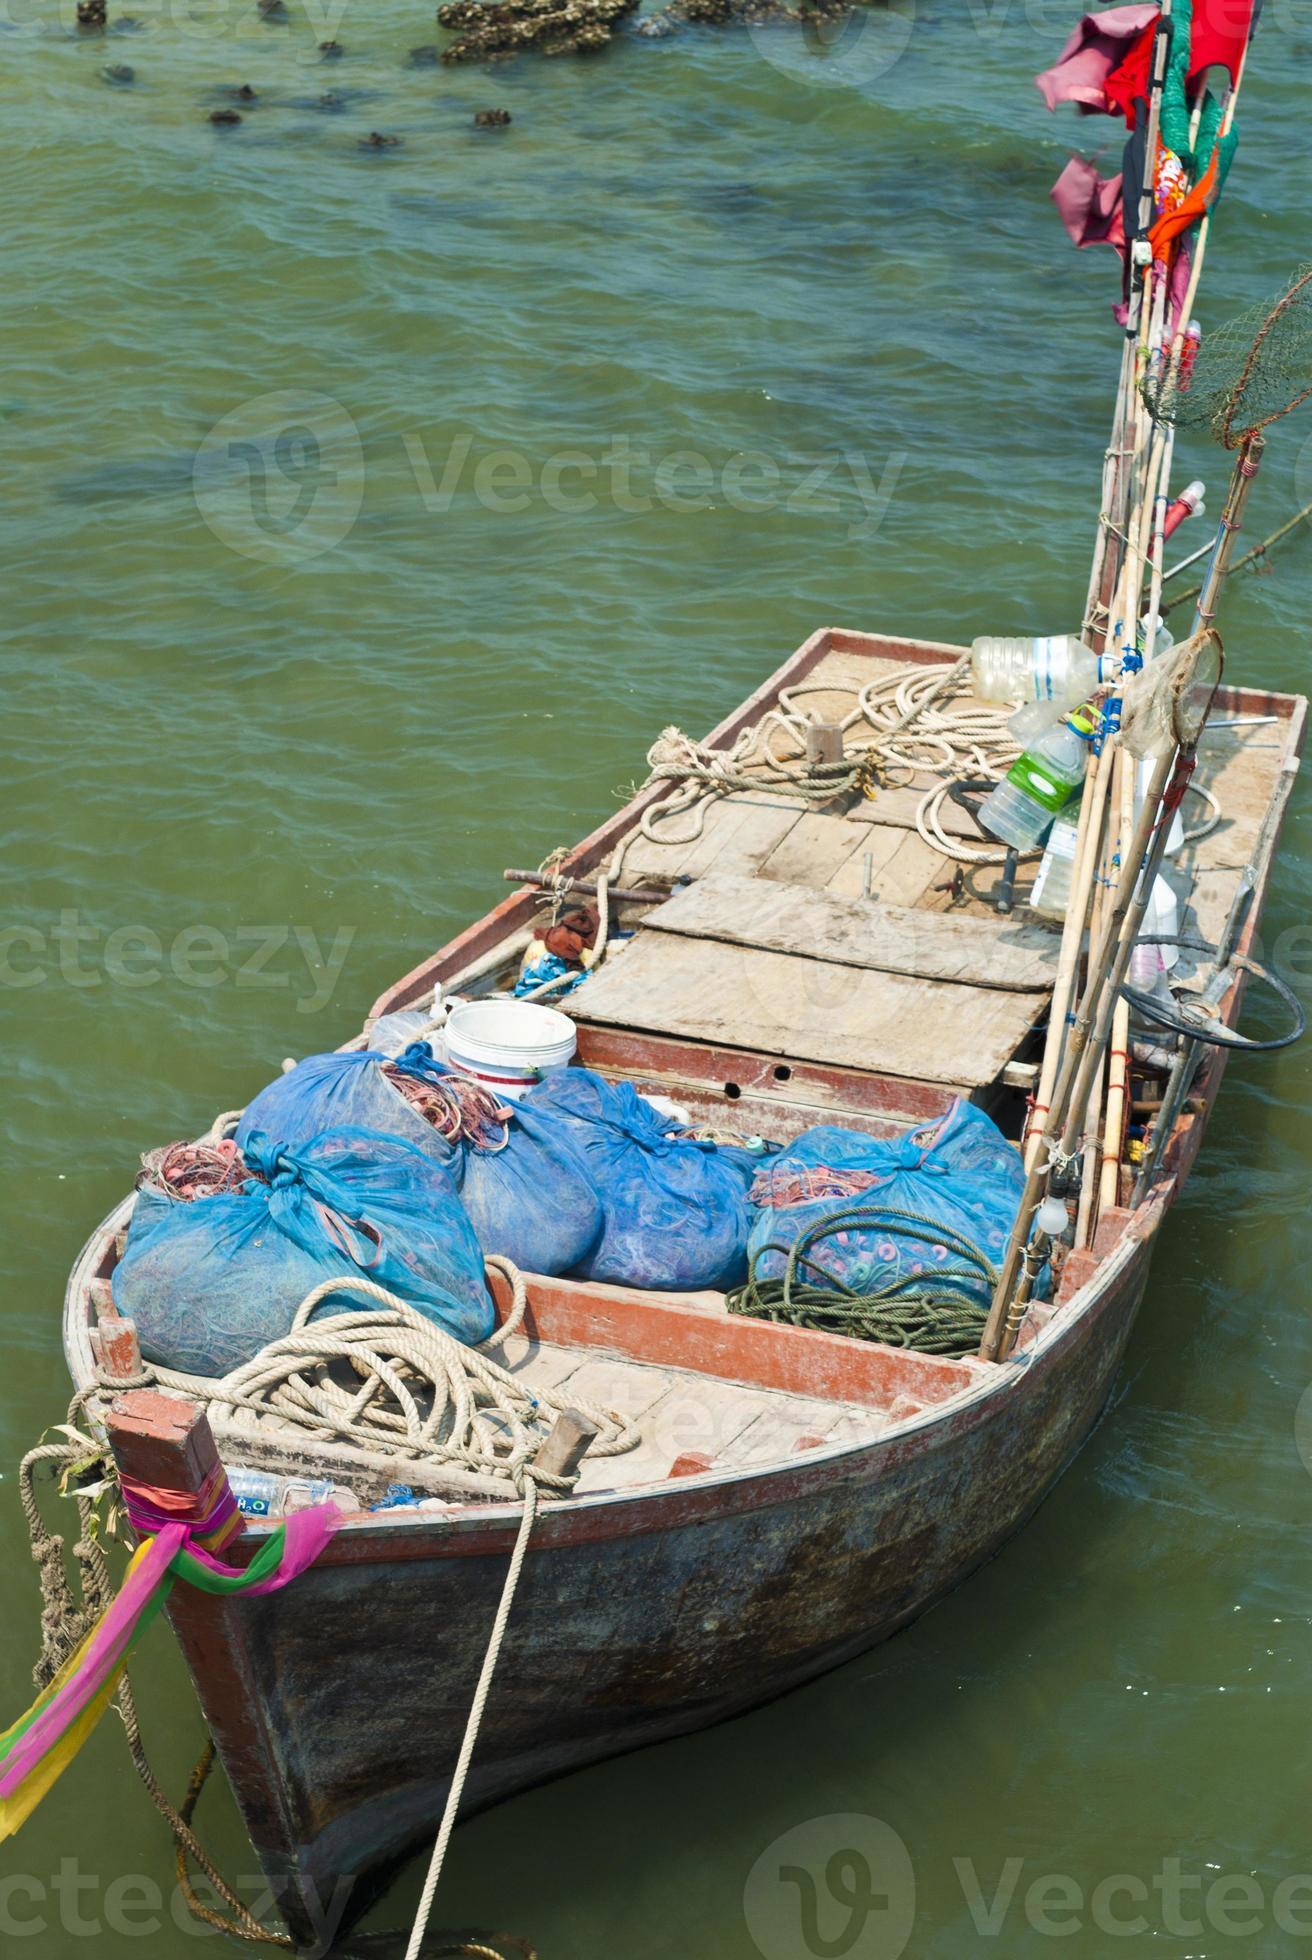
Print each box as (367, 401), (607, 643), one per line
(62, 625), (1305, 1950)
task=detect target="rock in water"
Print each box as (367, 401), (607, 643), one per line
(438, 0), (640, 64)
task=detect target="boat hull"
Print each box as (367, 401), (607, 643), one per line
(162, 1223), (1154, 1951)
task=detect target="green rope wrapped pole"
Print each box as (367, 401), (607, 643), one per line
(726, 1209), (995, 1359)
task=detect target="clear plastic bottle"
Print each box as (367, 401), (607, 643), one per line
(981, 708), (1094, 851)
(228, 1467), (357, 1518)
(971, 634), (1113, 710)
(1030, 798), (1083, 919)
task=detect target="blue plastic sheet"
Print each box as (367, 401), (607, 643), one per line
(522, 1066), (758, 1290)
(114, 1126), (493, 1377)
(746, 1101), (1025, 1306)
(237, 1045), (603, 1277)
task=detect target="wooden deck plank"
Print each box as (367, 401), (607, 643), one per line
(1180, 727), (1287, 873)
(578, 1379), (775, 1490)
(557, 1356), (676, 1424)
(620, 796), (803, 884)
(499, 1341), (587, 1394)
(833, 828), (945, 904)
(571, 932), (1045, 1087)
(644, 873), (1060, 990)
(758, 810), (889, 889)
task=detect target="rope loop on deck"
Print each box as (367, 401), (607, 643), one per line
(629, 654), (1025, 869)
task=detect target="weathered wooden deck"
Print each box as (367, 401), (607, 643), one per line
(564, 641), (1295, 1108)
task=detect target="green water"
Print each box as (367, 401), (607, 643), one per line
(4, 0), (1312, 1952)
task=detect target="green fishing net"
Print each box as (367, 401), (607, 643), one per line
(1144, 265), (1312, 446)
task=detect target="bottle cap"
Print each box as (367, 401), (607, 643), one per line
(1065, 705), (1097, 738)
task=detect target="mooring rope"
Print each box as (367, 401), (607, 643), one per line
(403, 1476), (539, 1960)
(17, 1259), (583, 1953)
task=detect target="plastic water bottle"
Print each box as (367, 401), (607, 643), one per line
(971, 635), (1112, 710)
(1030, 798), (1083, 919)
(981, 708), (1094, 850)
(228, 1467), (357, 1518)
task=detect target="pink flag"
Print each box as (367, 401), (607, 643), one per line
(1051, 156), (1127, 253)
(1036, 4), (1160, 114)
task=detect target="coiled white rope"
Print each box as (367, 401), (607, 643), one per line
(147, 1260), (639, 1498)
(634, 657), (1026, 868)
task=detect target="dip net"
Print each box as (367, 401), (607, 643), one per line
(1145, 265), (1312, 446)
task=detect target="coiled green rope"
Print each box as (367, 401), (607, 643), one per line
(727, 1207), (994, 1358)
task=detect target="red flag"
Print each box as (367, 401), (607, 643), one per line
(1103, 18), (1157, 125)
(1187, 0), (1258, 84)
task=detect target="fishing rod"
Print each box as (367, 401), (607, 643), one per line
(1162, 498), (1312, 612)
(1027, 2), (1180, 1176)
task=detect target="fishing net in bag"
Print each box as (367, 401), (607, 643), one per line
(1144, 265), (1312, 446)
(136, 1137), (264, 1201)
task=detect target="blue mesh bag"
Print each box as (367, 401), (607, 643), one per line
(454, 1093), (604, 1276)
(237, 1045), (602, 1277)
(522, 1066), (758, 1290)
(746, 1100), (1025, 1307)
(113, 1125), (493, 1377)
(237, 1047), (455, 1168)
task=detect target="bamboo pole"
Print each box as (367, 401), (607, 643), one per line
(982, 739), (1188, 1359)
(1163, 498), (1312, 615)
(1023, 747), (1112, 1167)
(1083, 339), (1138, 644)
(1072, 775), (1111, 1237)
(1019, 27), (1254, 1220)
(1098, 748), (1138, 1215)
(983, 440), (1265, 1364)
(1071, 266), (1171, 1220)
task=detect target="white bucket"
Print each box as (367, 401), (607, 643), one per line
(443, 999), (577, 1102)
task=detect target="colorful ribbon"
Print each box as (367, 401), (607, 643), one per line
(0, 1499), (338, 1841)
